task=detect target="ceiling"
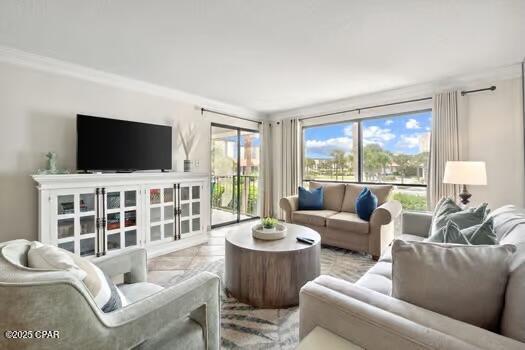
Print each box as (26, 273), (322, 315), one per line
(0, 1), (524, 114)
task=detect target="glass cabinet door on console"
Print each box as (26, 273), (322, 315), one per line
(146, 185), (176, 244)
(104, 186), (141, 254)
(53, 189), (98, 257)
(179, 183), (203, 236)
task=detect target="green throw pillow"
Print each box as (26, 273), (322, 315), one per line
(462, 217), (497, 245)
(426, 217), (497, 245)
(427, 221), (471, 244)
(430, 198), (489, 236)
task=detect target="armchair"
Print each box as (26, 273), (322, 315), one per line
(0, 240), (220, 350)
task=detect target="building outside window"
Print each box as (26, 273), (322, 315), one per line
(302, 110), (431, 211)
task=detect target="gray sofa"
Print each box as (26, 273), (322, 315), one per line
(299, 205), (525, 349)
(0, 240), (220, 350)
(280, 182), (402, 259)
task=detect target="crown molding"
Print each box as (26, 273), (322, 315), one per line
(269, 63), (522, 121)
(0, 45), (263, 119)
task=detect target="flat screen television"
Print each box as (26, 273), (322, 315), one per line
(77, 114), (172, 171)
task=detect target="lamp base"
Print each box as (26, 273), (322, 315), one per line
(459, 185), (471, 205)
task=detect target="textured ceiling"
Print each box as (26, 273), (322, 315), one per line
(1, 0), (524, 113)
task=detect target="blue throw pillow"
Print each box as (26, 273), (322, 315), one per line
(355, 187), (378, 221)
(298, 186), (323, 210)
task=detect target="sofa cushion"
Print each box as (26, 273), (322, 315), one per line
(119, 282), (164, 303)
(488, 205), (525, 245)
(391, 239), (516, 331)
(298, 186), (323, 210)
(341, 184), (392, 213)
(292, 210), (338, 227)
(27, 241), (87, 280)
(501, 258), (525, 343)
(309, 182), (346, 211)
(326, 212), (369, 234)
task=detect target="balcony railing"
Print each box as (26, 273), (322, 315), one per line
(211, 175), (259, 218)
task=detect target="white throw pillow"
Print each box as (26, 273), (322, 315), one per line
(28, 242), (127, 312)
(391, 239), (515, 331)
(28, 241), (86, 280)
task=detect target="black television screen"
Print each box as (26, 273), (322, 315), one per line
(77, 114), (172, 171)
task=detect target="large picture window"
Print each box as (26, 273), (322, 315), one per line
(303, 110), (431, 211)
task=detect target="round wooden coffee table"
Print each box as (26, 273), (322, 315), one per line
(225, 223), (321, 308)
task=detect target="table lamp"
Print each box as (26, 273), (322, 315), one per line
(443, 161), (487, 205)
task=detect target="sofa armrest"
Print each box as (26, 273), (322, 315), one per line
(104, 271), (220, 349)
(93, 247), (147, 283)
(279, 195), (299, 222)
(402, 211), (432, 238)
(300, 276), (525, 350)
(368, 200), (402, 258)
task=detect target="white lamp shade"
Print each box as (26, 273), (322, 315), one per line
(443, 161), (487, 185)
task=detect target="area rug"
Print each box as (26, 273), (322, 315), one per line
(164, 247), (375, 349)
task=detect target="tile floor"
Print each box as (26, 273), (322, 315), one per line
(148, 222), (252, 281)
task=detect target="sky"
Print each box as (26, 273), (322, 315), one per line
(304, 111), (432, 159)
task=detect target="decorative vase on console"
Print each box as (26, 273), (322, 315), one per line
(178, 123), (197, 172)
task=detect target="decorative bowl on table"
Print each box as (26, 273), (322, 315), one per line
(252, 223), (287, 240)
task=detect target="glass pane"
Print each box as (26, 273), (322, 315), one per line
(192, 186), (200, 199)
(107, 212), (120, 230)
(392, 186), (428, 212)
(107, 192), (120, 210)
(211, 125), (239, 226)
(80, 238), (95, 257)
(124, 210), (136, 227)
(151, 225), (161, 241)
(150, 207), (161, 223)
(181, 203), (190, 218)
(180, 187), (189, 201)
(239, 130), (259, 218)
(107, 233), (121, 251)
(164, 188), (174, 203)
(192, 218), (200, 232)
(150, 189), (161, 204)
(57, 218), (74, 239)
(303, 122), (356, 182)
(192, 202), (200, 215)
(361, 111), (431, 186)
(125, 230), (137, 247)
(80, 215), (95, 235)
(164, 205), (174, 220)
(58, 241), (74, 253)
(79, 193), (95, 212)
(181, 220), (190, 234)
(125, 191), (136, 207)
(164, 223), (174, 237)
(57, 195), (74, 215)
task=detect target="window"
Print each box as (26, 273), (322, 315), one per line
(303, 110), (432, 211)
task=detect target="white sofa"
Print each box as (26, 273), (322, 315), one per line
(299, 206), (525, 349)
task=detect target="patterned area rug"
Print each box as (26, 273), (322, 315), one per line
(162, 247), (375, 349)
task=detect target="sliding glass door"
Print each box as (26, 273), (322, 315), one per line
(211, 124), (260, 227)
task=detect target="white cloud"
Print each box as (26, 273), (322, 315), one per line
(385, 119), (393, 125)
(405, 118), (420, 129)
(305, 137), (353, 155)
(397, 134), (425, 149)
(362, 126), (395, 146)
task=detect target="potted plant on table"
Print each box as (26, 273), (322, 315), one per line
(261, 217), (278, 232)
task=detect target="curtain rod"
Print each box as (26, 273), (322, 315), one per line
(460, 85), (496, 96)
(298, 85), (497, 122)
(298, 96), (432, 121)
(201, 108), (262, 125)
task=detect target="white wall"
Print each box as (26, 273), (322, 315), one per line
(0, 62), (257, 242)
(460, 77), (524, 208)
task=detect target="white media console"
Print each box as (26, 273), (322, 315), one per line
(33, 172), (210, 258)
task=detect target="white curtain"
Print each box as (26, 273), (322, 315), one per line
(260, 121), (273, 217)
(428, 90), (461, 209)
(276, 117), (301, 219)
